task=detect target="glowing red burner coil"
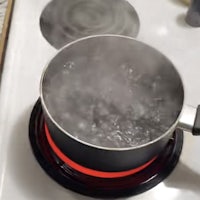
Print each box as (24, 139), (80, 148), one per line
(45, 123), (156, 178)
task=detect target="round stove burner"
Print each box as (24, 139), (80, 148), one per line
(29, 99), (183, 198)
(40, 0), (140, 49)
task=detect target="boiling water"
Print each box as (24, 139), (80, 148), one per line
(43, 56), (183, 148)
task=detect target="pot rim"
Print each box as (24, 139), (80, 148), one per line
(39, 34), (185, 151)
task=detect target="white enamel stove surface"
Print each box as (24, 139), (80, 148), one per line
(0, 0), (200, 199)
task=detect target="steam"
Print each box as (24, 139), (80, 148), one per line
(43, 36), (183, 148)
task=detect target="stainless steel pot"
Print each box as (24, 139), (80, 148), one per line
(39, 35), (200, 175)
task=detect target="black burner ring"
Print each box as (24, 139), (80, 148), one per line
(29, 99), (183, 198)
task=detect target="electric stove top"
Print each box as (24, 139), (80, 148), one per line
(29, 99), (184, 198)
(0, 0), (200, 200)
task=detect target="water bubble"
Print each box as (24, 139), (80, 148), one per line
(78, 122), (87, 130)
(92, 123), (96, 128)
(134, 74), (142, 82)
(129, 68), (133, 74)
(63, 69), (69, 74)
(64, 61), (75, 69)
(152, 82), (157, 91)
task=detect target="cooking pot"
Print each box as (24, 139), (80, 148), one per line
(40, 35), (200, 177)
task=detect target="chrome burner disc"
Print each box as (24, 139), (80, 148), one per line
(40, 0), (140, 49)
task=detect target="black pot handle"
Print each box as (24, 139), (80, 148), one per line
(193, 105), (200, 135)
(178, 105), (200, 135)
